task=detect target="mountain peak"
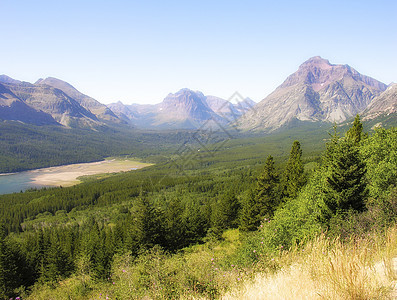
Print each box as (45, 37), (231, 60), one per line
(300, 56), (332, 68)
(238, 57), (388, 132)
(0, 75), (21, 85)
(35, 77), (76, 90)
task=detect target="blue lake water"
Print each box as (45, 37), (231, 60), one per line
(0, 171), (45, 195)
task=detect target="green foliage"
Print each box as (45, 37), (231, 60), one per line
(361, 127), (397, 200)
(1, 119), (396, 299)
(281, 141), (306, 200)
(0, 233), (31, 298)
(211, 188), (240, 235)
(345, 114), (364, 145)
(323, 138), (367, 214)
(254, 155), (280, 218)
(239, 188), (259, 232)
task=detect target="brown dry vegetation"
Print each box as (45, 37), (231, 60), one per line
(223, 227), (397, 300)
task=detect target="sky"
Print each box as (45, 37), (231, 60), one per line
(1, 0), (396, 105)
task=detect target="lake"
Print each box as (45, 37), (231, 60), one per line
(0, 159), (152, 195)
(0, 171), (40, 194)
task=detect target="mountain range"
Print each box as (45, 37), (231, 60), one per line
(108, 89), (256, 129)
(237, 56), (390, 132)
(0, 56), (395, 131)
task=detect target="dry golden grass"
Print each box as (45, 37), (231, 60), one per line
(223, 227), (397, 300)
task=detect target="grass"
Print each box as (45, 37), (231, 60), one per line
(25, 226), (397, 299)
(223, 227), (397, 300)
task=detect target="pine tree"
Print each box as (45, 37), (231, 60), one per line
(322, 119), (368, 216)
(255, 155), (280, 218)
(0, 231), (30, 298)
(132, 195), (165, 249)
(164, 197), (186, 251)
(183, 201), (208, 244)
(282, 141), (306, 200)
(345, 114), (363, 146)
(324, 138), (368, 214)
(239, 188), (259, 231)
(211, 189), (240, 235)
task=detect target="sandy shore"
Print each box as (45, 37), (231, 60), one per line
(30, 159), (152, 187)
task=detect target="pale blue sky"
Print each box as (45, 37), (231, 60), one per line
(1, 0), (396, 104)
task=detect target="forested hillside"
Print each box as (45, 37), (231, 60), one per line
(0, 122), (201, 173)
(0, 116), (396, 299)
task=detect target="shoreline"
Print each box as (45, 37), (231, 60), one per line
(0, 159), (153, 189)
(31, 159), (152, 187)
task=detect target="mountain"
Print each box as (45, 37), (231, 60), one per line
(0, 75), (21, 85)
(110, 90), (256, 129)
(363, 83), (397, 120)
(237, 56), (388, 132)
(35, 77), (121, 123)
(0, 83), (58, 125)
(204, 95), (256, 123)
(0, 75), (113, 128)
(3, 81), (100, 127)
(107, 101), (136, 125)
(152, 89), (222, 128)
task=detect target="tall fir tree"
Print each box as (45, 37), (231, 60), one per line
(0, 229), (30, 298)
(255, 155), (280, 218)
(132, 194), (165, 249)
(239, 188), (259, 231)
(211, 189), (240, 235)
(282, 141), (306, 200)
(164, 197), (186, 251)
(323, 118), (368, 216)
(345, 114), (363, 146)
(324, 139), (368, 214)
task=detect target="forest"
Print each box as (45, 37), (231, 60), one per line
(0, 116), (396, 299)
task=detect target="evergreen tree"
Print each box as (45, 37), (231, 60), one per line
(211, 189), (240, 235)
(183, 200), (208, 244)
(322, 119), (368, 216)
(0, 231), (30, 298)
(239, 188), (259, 231)
(345, 114), (363, 146)
(132, 195), (165, 249)
(282, 141), (306, 200)
(164, 197), (186, 251)
(324, 138), (368, 214)
(255, 155), (280, 218)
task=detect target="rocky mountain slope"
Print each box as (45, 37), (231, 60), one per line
(363, 83), (397, 120)
(110, 89), (256, 129)
(36, 77), (121, 123)
(0, 82), (58, 125)
(0, 75), (118, 128)
(2, 56), (394, 132)
(237, 56), (388, 132)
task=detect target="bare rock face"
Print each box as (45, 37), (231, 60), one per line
(0, 83), (58, 125)
(153, 89), (220, 128)
(107, 101), (136, 125)
(363, 83), (397, 119)
(238, 56), (387, 132)
(2, 81), (99, 127)
(36, 77), (120, 123)
(109, 90), (257, 129)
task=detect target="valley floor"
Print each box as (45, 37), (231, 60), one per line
(30, 158), (153, 187)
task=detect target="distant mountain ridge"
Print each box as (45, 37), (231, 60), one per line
(109, 89), (255, 129)
(237, 56), (389, 132)
(0, 80), (100, 127)
(363, 83), (397, 120)
(1, 56), (395, 132)
(0, 82), (59, 125)
(35, 77), (121, 123)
